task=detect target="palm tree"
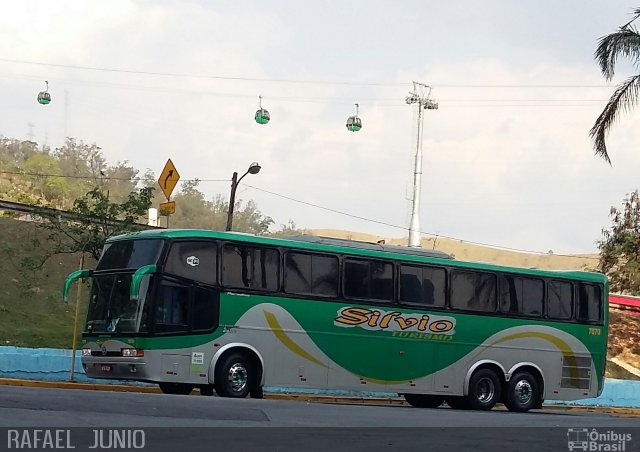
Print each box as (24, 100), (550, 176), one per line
(591, 7), (640, 164)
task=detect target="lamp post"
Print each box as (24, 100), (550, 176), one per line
(226, 162), (261, 231)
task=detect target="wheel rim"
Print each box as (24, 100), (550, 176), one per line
(476, 377), (495, 403)
(228, 363), (248, 392)
(514, 379), (533, 405)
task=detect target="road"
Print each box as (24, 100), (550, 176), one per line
(0, 386), (637, 451)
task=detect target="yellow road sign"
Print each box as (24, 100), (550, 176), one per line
(159, 201), (176, 215)
(158, 159), (180, 200)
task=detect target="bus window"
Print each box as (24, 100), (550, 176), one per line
(343, 258), (393, 301)
(192, 286), (219, 332)
(285, 252), (338, 296)
(547, 280), (573, 320)
(399, 265), (446, 307)
(222, 244), (279, 291)
(155, 280), (190, 333)
(165, 241), (217, 285)
(577, 283), (602, 323)
(450, 270), (496, 312)
(97, 239), (164, 271)
(499, 275), (544, 316)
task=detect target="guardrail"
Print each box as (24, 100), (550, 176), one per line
(0, 199), (164, 229)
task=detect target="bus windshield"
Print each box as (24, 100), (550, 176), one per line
(96, 239), (164, 271)
(85, 273), (152, 334)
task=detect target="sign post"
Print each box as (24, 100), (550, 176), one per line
(158, 159), (180, 227)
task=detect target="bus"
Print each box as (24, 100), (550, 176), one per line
(64, 229), (608, 412)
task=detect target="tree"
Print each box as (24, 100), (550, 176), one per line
(33, 186), (155, 262)
(591, 7), (640, 163)
(269, 220), (308, 238)
(597, 190), (640, 294)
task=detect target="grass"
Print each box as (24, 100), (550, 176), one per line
(0, 216), (92, 349)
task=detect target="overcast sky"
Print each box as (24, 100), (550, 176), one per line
(1, 0), (639, 254)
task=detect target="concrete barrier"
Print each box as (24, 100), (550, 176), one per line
(1, 346), (639, 407)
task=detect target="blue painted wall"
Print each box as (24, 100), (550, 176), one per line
(0, 346), (638, 407)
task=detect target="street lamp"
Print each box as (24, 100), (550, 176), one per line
(226, 162), (261, 231)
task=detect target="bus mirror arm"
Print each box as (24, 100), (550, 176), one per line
(63, 269), (93, 303)
(130, 265), (157, 301)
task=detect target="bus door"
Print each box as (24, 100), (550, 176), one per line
(154, 277), (220, 384)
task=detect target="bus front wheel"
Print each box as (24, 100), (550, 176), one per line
(403, 394), (444, 408)
(215, 352), (254, 398)
(504, 371), (539, 413)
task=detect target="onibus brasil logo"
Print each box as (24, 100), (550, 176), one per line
(567, 428), (632, 451)
(334, 307), (456, 337)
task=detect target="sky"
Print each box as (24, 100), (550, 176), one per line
(1, 0), (639, 254)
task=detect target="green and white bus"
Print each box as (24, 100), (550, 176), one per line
(64, 230), (608, 412)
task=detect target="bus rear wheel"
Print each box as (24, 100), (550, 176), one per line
(468, 369), (501, 411)
(504, 371), (539, 413)
(403, 394), (444, 408)
(158, 382), (194, 395)
(215, 352), (254, 398)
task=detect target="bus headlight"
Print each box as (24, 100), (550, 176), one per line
(121, 348), (144, 357)
(82, 348), (92, 357)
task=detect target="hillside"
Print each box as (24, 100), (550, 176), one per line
(0, 218), (637, 380)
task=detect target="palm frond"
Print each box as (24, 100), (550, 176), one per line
(594, 27), (640, 80)
(590, 74), (640, 163)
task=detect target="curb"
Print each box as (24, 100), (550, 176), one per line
(1, 378), (638, 416)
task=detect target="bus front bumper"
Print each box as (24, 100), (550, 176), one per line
(82, 357), (149, 381)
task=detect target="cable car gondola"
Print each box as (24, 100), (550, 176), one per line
(37, 81), (51, 105)
(346, 103), (362, 132)
(255, 95), (270, 124)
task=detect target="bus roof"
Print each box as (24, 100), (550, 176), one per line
(106, 229), (607, 284)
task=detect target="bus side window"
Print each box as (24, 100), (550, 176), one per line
(400, 272), (422, 303)
(577, 283), (602, 323)
(450, 270), (496, 312)
(400, 265), (446, 307)
(548, 280), (573, 320)
(155, 282), (189, 333)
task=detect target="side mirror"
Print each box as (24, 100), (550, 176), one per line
(63, 269), (93, 302)
(130, 265), (157, 301)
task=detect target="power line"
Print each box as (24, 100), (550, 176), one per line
(0, 168), (601, 259)
(0, 57), (404, 87)
(0, 170), (228, 182)
(244, 184), (599, 260)
(0, 57), (617, 89)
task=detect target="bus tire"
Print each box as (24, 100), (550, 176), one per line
(215, 352), (253, 398)
(403, 394), (444, 408)
(468, 368), (501, 411)
(445, 396), (470, 410)
(158, 382), (194, 395)
(504, 371), (538, 413)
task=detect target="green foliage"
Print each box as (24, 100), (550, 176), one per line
(34, 186), (155, 261)
(269, 220), (308, 238)
(157, 179), (275, 234)
(598, 190), (640, 294)
(591, 7), (640, 163)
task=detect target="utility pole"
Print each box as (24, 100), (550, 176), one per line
(405, 82), (438, 248)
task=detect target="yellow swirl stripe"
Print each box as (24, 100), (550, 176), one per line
(490, 332), (580, 382)
(264, 310), (328, 368)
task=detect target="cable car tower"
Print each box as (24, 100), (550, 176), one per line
(405, 82), (438, 247)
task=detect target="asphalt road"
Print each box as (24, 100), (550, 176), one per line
(0, 386), (637, 451)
